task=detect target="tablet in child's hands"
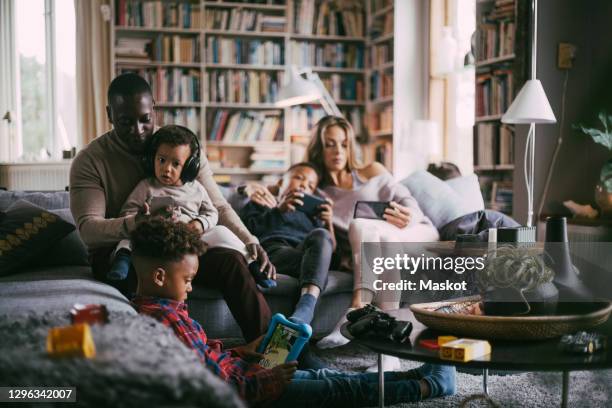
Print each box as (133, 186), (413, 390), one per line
(257, 314), (312, 368)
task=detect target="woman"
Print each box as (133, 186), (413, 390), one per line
(306, 116), (439, 370)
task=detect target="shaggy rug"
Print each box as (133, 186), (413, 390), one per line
(311, 342), (612, 408)
(0, 311), (245, 408)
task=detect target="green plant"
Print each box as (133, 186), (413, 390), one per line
(477, 246), (554, 314)
(574, 110), (612, 192)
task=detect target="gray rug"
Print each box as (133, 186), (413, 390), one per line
(310, 342), (612, 407)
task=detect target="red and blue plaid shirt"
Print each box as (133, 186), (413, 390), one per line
(132, 296), (284, 404)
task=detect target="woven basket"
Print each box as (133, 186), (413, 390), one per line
(410, 297), (612, 340)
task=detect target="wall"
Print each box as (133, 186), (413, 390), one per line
(513, 0), (612, 225)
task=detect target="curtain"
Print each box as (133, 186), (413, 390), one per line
(0, 0), (22, 161)
(75, 0), (111, 146)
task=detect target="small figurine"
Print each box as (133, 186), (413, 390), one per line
(47, 324), (96, 358)
(70, 304), (109, 325)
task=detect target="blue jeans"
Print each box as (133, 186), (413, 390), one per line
(270, 368), (422, 407)
(263, 228), (333, 291)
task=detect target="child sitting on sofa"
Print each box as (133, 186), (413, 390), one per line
(130, 218), (456, 407)
(108, 125), (261, 282)
(240, 162), (335, 326)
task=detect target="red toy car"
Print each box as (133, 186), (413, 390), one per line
(70, 304), (109, 325)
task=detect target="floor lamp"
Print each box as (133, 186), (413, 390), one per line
(501, 0), (556, 229)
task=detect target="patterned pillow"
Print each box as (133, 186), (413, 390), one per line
(0, 200), (75, 276)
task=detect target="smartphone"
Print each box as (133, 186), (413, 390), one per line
(149, 196), (176, 215)
(296, 193), (327, 217)
(353, 201), (390, 220)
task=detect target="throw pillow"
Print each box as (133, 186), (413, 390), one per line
(445, 174), (485, 214)
(401, 171), (472, 229)
(28, 209), (89, 267)
(0, 200), (75, 276)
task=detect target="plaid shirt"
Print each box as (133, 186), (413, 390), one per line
(132, 296), (284, 404)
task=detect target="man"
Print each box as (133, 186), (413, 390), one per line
(69, 72), (274, 342)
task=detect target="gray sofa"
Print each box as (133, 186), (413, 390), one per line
(0, 190), (352, 339)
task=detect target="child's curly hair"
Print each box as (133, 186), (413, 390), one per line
(131, 218), (205, 262)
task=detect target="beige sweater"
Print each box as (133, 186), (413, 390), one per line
(69, 130), (257, 250)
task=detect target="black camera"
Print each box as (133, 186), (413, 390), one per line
(559, 331), (607, 354)
(347, 305), (412, 343)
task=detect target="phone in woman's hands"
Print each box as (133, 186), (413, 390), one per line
(353, 201), (390, 220)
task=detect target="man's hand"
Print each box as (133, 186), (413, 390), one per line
(383, 201), (412, 229)
(244, 183), (277, 208)
(277, 191), (304, 213)
(269, 361), (298, 384)
(247, 243), (276, 280)
(187, 219), (204, 236)
(318, 198), (334, 227)
(231, 335), (265, 362)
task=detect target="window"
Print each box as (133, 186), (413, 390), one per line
(3, 0), (76, 161)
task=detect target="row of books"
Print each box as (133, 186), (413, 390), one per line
(369, 9), (393, 39)
(288, 105), (362, 136)
(370, 0), (392, 13)
(369, 71), (393, 100)
(119, 67), (201, 103)
(370, 43), (393, 67)
(289, 42), (364, 69)
(208, 70), (282, 104)
(115, 0), (201, 28)
(116, 36), (200, 63)
(250, 145), (286, 170)
(374, 141), (392, 170)
(205, 8), (286, 32)
(477, 20), (516, 61)
(488, 181), (513, 214)
(476, 70), (513, 117)
(367, 105), (392, 133)
(294, 0), (365, 37)
(321, 74), (364, 102)
(206, 38), (284, 65)
(207, 110), (282, 142)
(474, 123), (514, 166)
(155, 108), (200, 135)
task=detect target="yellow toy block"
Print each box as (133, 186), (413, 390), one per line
(437, 336), (458, 346)
(47, 323), (96, 359)
(439, 338), (491, 362)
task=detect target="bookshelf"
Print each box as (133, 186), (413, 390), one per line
(111, 0), (405, 182)
(473, 0), (528, 215)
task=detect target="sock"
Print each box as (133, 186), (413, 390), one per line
(422, 365), (456, 398)
(316, 308), (355, 349)
(365, 355), (401, 373)
(108, 249), (131, 281)
(290, 294), (317, 325)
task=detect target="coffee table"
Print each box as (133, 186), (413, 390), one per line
(341, 308), (612, 408)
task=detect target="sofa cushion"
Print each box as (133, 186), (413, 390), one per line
(0, 190), (70, 212)
(0, 200), (75, 276)
(445, 174), (485, 214)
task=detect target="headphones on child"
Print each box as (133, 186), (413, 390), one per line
(143, 125), (201, 183)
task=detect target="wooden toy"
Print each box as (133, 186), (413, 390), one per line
(47, 324), (96, 358)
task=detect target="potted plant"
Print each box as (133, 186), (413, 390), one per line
(574, 110), (612, 215)
(477, 246), (558, 316)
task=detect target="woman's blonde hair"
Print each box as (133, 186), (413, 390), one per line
(305, 115), (361, 186)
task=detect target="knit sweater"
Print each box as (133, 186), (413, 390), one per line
(69, 130), (257, 250)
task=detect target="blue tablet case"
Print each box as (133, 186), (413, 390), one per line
(257, 313), (312, 368)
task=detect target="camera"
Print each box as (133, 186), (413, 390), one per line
(559, 331), (607, 354)
(347, 305), (412, 343)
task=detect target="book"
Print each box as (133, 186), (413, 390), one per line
(207, 70), (282, 104)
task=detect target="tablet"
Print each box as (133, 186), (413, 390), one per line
(257, 314), (312, 368)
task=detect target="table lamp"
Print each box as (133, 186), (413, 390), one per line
(275, 66), (342, 116)
(501, 0), (556, 228)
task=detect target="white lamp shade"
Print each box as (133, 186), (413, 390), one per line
(501, 79), (557, 124)
(275, 69), (321, 107)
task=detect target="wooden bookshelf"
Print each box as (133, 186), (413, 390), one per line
(111, 0), (397, 182)
(473, 0), (529, 215)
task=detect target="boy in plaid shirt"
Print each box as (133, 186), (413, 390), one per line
(130, 218), (455, 407)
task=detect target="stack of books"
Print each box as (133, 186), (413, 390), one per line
(115, 38), (151, 63)
(205, 8), (286, 32)
(294, 0), (364, 37)
(207, 110), (282, 142)
(115, 0), (201, 28)
(208, 71), (281, 104)
(477, 0), (516, 60)
(289, 42), (364, 68)
(250, 145), (286, 171)
(206, 38), (284, 65)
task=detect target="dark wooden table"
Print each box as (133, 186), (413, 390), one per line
(341, 308), (612, 408)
